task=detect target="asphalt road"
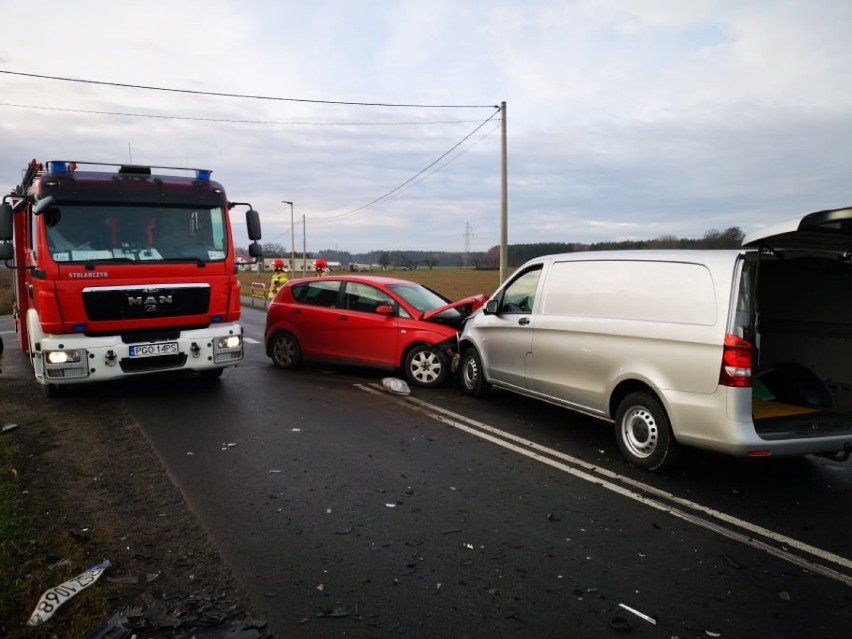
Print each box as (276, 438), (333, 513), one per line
(3, 310), (851, 638)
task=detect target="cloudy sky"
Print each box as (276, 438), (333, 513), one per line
(2, 0), (851, 255)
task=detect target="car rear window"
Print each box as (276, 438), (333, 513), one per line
(291, 280), (341, 307)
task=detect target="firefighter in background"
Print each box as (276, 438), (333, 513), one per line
(267, 259), (288, 300)
(314, 257), (330, 276)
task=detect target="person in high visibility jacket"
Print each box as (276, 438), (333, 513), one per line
(268, 259), (288, 300)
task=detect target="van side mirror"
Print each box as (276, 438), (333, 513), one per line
(484, 299), (499, 314)
(0, 203), (12, 241)
(246, 209), (262, 241)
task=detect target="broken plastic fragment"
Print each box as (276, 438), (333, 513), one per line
(27, 560), (111, 626)
(382, 377), (411, 395)
(618, 603), (656, 625)
(2, 423), (18, 433)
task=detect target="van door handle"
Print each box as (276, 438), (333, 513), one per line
(518, 317), (530, 326)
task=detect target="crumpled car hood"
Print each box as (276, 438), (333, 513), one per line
(421, 294), (488, 327)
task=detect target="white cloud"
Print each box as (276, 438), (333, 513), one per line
(1, 0), (851, 254)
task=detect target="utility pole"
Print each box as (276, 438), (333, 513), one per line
(499, 101), (508, 283)
(282, 200), (295, 275)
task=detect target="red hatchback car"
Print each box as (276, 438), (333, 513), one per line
(264, 275), (486, 387)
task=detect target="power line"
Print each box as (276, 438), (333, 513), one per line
(312, 111), (501, 222)
(0, 102), (489, 126)
(0, 70), (497, 109)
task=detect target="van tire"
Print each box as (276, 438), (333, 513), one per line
(460, 347), (491, 398)
(614, 392), (680, 471)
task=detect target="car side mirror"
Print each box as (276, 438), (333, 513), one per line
(376, 304), (395, 316)
(484, 299), (499, 314)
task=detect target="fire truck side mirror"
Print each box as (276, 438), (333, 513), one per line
(33, 195), (56, 215)
(248, 242), (263, 259)
(246, 209), (262, 242)
(0, 203), (12, 241)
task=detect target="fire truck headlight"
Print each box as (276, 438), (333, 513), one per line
(220, 335), (242, 349)
(47, 350), (82, 365)
(44, 349), (89, 380)
(212, 335), (242, 364)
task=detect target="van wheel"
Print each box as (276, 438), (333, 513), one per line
(461, 347), (491, 398)
(614, 392), (680, 471)
(404, 345), (449, 388)
(269, 332), (302, 369)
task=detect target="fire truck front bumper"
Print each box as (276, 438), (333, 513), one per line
(33, 324), (244, 384)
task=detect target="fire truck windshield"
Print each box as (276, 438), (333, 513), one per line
(44, 205), (229, 263)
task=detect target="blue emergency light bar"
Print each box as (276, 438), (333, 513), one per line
(43, 161), (213, 179)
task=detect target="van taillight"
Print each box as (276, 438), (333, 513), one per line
(719, 334), (752, 387)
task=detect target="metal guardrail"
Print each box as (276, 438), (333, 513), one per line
(248, 281), (268, 309)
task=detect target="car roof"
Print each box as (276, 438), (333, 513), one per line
(286, 274), (420, 286)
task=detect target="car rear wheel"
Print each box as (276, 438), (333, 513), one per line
(614, 391), (680, 471)
(404, 344), (449, 388)
(461, 347), (491, 398)
(269, 332), (302, 369)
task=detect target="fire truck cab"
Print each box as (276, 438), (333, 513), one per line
(0, 160), (263, 395)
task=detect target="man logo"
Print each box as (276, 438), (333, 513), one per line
(128, 293), (173, 312)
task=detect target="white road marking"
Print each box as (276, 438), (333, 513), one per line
(357, 383), (852, 587)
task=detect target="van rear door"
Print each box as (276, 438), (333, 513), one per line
(743, 206), (852, 250)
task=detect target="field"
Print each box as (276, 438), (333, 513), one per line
(238, 267), (503, 301)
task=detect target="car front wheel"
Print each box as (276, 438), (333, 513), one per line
(404, 344), (449, 388)
(460, 347), (491, 398)
(269, 332), (302, 369)
(614, 391), (680, 472)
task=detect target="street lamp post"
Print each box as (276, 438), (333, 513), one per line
(282, 200), (294, 275)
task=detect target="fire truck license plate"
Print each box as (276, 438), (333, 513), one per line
(129, 342), (179, 357)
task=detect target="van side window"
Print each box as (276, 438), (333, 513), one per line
(499, 266), (542, 313)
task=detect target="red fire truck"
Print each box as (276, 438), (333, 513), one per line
(0, 160), (263, 396)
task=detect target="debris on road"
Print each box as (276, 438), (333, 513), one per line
(617, 602), (657, 625)
(26, 559), (111, 626)
(382, 377), (411, 395)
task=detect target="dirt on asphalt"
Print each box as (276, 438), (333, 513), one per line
(0, 345), (269, 639)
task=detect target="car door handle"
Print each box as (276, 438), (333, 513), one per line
(518, 317), (530, 326)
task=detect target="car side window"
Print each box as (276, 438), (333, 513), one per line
(292, 280), (340, 307)
(343, 282), (395, 314)
(498, 266), (542, 313)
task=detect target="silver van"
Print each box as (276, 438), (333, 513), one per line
(458, 207), (852, 471)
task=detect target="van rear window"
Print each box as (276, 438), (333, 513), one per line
(544, 260), (716, 325)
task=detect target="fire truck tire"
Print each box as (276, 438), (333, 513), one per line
(42, 382), (62, 398)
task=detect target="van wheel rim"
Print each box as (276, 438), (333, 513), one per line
(622, 406), (658, 459)
(463, 357), (478, 389)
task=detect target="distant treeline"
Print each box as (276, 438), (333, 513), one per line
(260, 226), (745, 270)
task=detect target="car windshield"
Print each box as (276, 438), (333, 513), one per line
(43, 204), (228, 263)
(387, 283), (451, 312)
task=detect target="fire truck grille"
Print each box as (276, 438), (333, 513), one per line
(119, 353), (188, 373)
(84, 286), (211, 321)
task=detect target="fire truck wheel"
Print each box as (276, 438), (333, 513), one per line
(42, 382), (62, 398)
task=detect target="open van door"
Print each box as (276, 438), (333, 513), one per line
(743, 206), (852, 250)
(741, 204), (852, 460)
